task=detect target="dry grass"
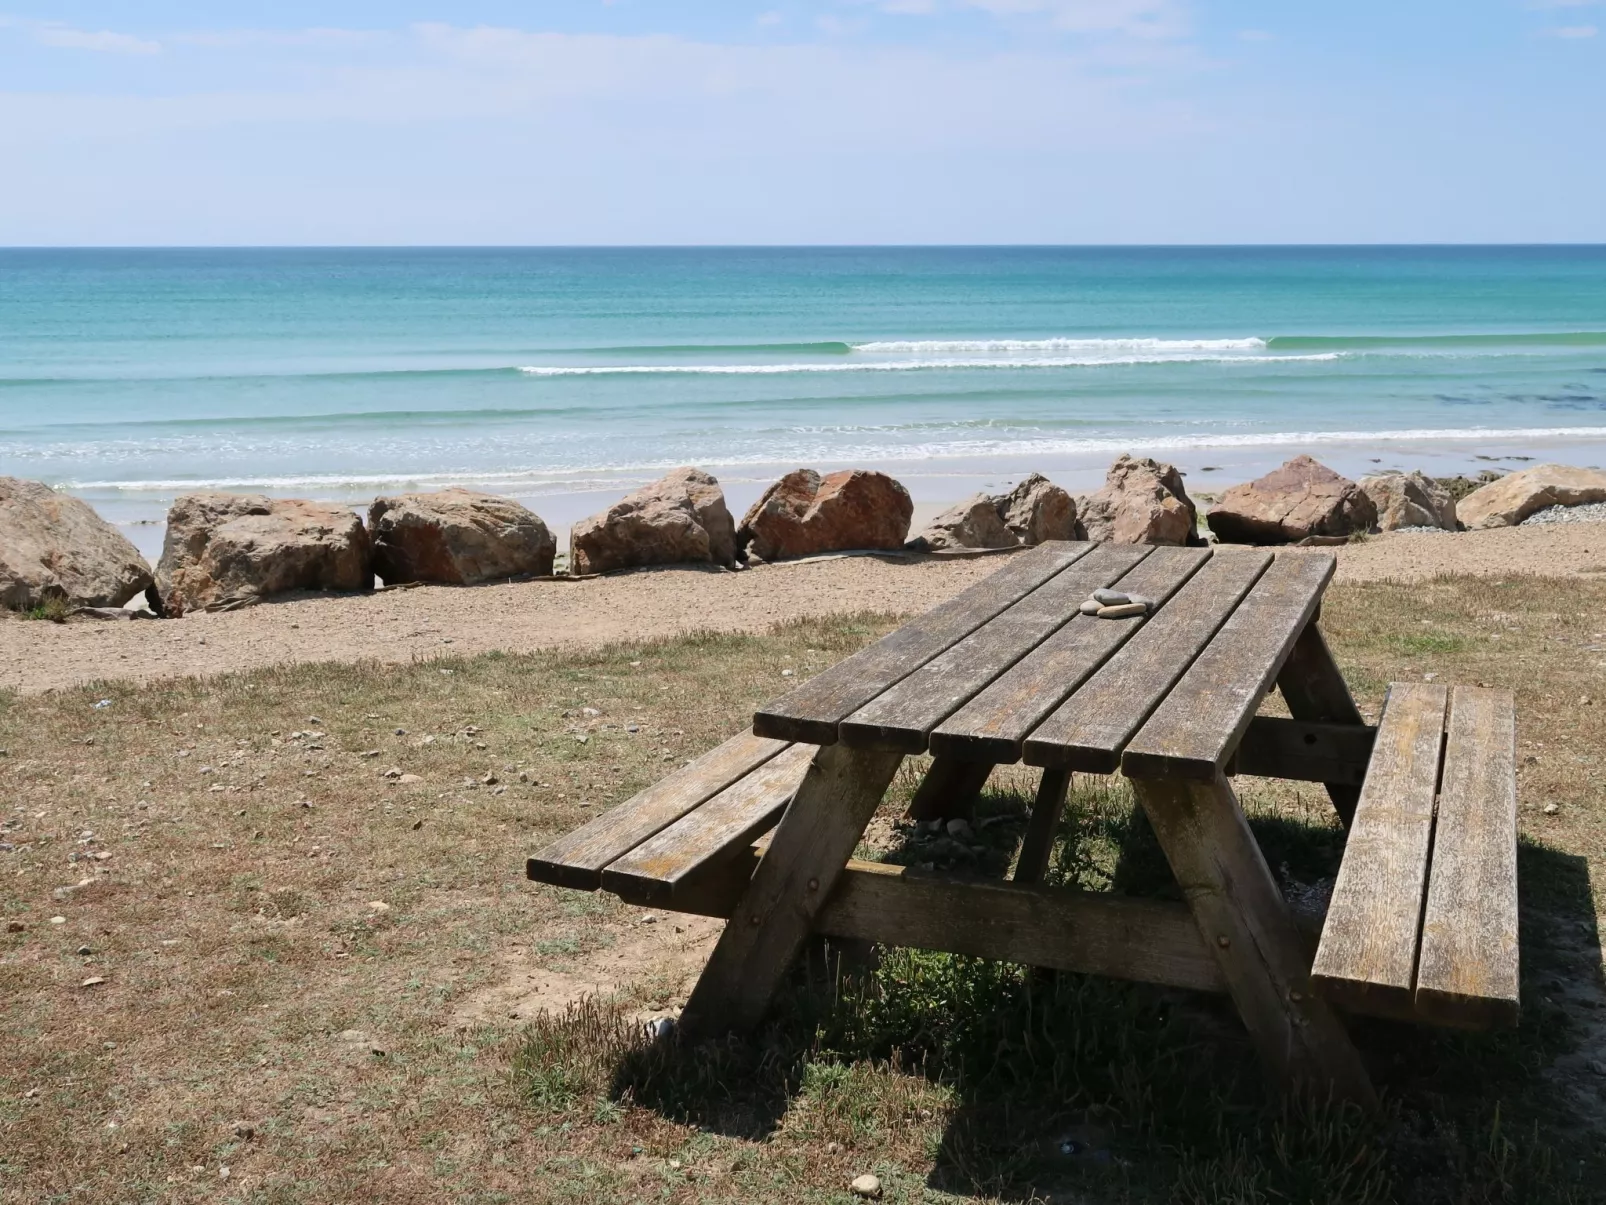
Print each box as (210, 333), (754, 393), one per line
(0, 576), (1603, 1203)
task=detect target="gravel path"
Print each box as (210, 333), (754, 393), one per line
(4, 523), (1604, 695)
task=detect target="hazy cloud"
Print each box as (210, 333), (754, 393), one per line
(1541, 23), (1598, 34)
(0, 17), (161, 54)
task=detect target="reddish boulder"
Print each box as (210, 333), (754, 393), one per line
(1207, 456), (1376, 545)
(1077, 455), (1199, 546)
(369, 489), (555, 585)
(739, 469), (912, 562)
(569, 467), (736, 575)
(156, 493), (371, 615)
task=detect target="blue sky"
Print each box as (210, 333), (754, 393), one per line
(1, 2), (1601, 244)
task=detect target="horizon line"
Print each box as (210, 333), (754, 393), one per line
(4, 242), (1606, 252)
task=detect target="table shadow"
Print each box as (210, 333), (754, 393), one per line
(603, 784), (1605, 1200)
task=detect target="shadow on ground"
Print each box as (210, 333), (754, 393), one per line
(538, 775), (1606, 1202)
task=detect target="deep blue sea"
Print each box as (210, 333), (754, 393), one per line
(3, 246), (1605, 558)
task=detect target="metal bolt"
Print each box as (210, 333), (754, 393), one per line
(1217, 935), (1230, 948)
(806, 877), (819, 892)
(749, 914), (761, 926)
(1289, 989), (1304, 1002)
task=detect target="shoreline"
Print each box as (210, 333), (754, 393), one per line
(75, 435), (1606, 564)
(3, 522), (1602, 697)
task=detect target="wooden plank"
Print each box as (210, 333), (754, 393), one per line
(677, 742), (906, 1039)
(599, 743), (815, 906)
(752, 541), (1095, 745)
(931, 546), (1212, 764)
(838, 544), (1154, 752)
(1277, 624), (1369, 825)
(1310, 683), (1447, 1021)
(610, 850), (1228, 995)
(1021, 550), (1274, 773)
(1415, 686), (1520, 1029)
(1132, 772), (1374, 1103)
(525, 731), (790, 891)
(1231, 716), (1376, 787)
(1121, 554), (1336, 781)
(906, 756), (994, 822)
(1013, 767), (1071, 884)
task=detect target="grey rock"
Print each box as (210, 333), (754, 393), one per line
(369, 489), (556, 584)
(1359, 470), (1458, 532)
(570, 467), (736, 575)
(1078, 455), (1199, 546)
(0, 477), (153, 611)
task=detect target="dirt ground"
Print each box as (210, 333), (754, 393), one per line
(3, 522), (1604, 697)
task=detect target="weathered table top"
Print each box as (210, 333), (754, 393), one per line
(753, 540), (1336, 782)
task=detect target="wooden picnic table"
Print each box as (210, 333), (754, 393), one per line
(530, 539), (1519, 1106)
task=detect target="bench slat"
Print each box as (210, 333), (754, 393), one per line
(1120, 554), (1334, 780)
(1415, 686), (1520, 1029)
(1021, 549), (1273, 772)
(838, 544), (1153, 752)
(752, 540), (1094, 745)
(1311, 682), (1448, 1020)
(599, 743), (816, 906)
(525, 731), (790, 890)
(929, 546), (1212, 764)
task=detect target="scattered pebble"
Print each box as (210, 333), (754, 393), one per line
(826, 1142), (841, 1155)
(945, 818), (974, 840)
(781, 669), (795, 678)
(80, 976), (107, 988)
(367, 901), (390, 914)
(1522, 501), (1606, 526)
(850, 1173), (883, 1199)
(1097, 602), (1148, 619)
(1078, 599), (1102, 615)
(49, 916), (65, 925)
(398, 773), (423, 785)
(92, 699), (113, 709)
(1092, 588), (1129, 605)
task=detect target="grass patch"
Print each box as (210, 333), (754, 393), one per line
(1, 577), (1603, 1201)
(20, 596), (72, 623)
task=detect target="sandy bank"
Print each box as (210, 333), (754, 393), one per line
(3, 523), (1602, 696)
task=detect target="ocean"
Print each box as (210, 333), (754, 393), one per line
(3, 245), (1604, 561)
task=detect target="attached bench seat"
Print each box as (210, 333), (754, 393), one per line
(527, 730), (1233, 995)
(1311, 683), (1519, 1030)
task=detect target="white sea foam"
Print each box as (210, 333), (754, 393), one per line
(850, 337), (1269, 353)
(517, 352), (1337, 376)
(61, 426), (1606, 494)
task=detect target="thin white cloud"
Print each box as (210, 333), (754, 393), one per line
(2, 18), (162, 54)
(1542, 23), (1598, 35)
(959, 0), (1187, 39)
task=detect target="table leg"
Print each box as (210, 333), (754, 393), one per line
(678, 742), (905, 1039)
(1013, 767), (1072, 885)
(1131, 771), (1375, 1105)
(906, 755), (994, 823)
(1276, 623), (1365, 827)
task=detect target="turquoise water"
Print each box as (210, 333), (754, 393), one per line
(3, 246), (1604, 556)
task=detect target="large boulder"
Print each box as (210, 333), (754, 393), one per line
(738, 469), (912, 562)
(1456, 463), (1606, 530)
(911, 473), (1076, 551)
(0, 477), (153, 611)
(1078, 455), (1199, 546)
(1359, 471), (1458, 532)
(369, 489), (555, 585)
(1207, 456), (1376, 545)
(570, 467), (736, 576)
(997, 473), (1077, 545)
(915, 495), (1019, 551)
(156, 493), (371, 616)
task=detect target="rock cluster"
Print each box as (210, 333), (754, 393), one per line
(1359, 470), (1458, 532)
(156, 494), (371, 616)
(370, 488), (556, 585)
(1207, 456), (1376, 545)
(570, 467), (736, 576)
(739, 468), (912, 561)
(0, 476), (153, 611)
(1077, 455), (1199, 546)
(912, 473), (1075, 551)
(1456, 463), (1606, 529)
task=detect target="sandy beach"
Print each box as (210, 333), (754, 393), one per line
(4, 521), (1601, 696)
